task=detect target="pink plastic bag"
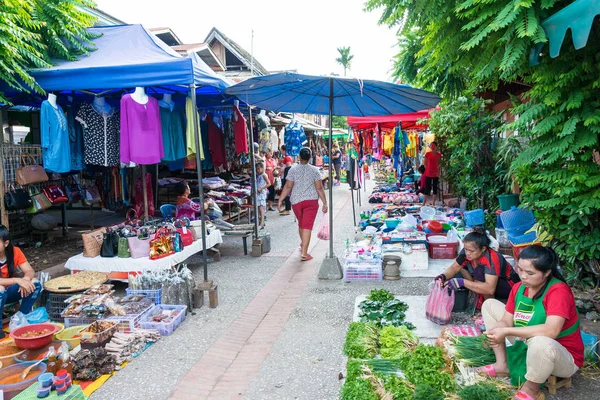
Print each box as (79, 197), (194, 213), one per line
(317, 211), (330, 240)
(425, 282), (455, 325)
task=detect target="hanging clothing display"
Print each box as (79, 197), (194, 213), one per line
(382, 131), (394, 156)
(159, 104), (186, 162)
(284, 120), (306, 157)
(185, 97), (204, 160)
(120, 94), (163, 165)
(76, 102), (120, 167)
(40, 101), (71, 173)
(200, 119), (213, 170)
(207, 114), (226, 167)
(134, 171), (155, 217)
(269, 128), (279, 153)
(233, 105), (248, 155)
(224, 117), (236, 165)
(66, 104), (84, 171)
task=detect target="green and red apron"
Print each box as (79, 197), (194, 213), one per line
(506, 278), (580, 387)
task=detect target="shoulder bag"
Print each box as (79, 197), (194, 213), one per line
(4, 185), (33, 211)
(175, 218), (194, 246)
(128, 227), (153, 259)
(149, 226), (175, 260)
(16, 154), (49, 185)
(101, 229), (120, 258)
(82, 228), (106, 258)
(83, 184), (101, 206)
(43, 185), (69, 205)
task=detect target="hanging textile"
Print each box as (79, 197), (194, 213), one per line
(269, 128), (279, 153)
(224, 116), (236, 165)
(207, 114), (226, 167)
(66, 104), (84, 171)
(233, 104), (249, 155)
(185, 97), (204, 160)
(284, 120), (306, 157)
(200, 119), (213, 170)
(362, 130), (373, 154)
(134, 172), (154, 217)
(41, 101), (71, 173)
(159, 105), (186, 162)
(76, 102), (120, 167)
(120, 94), (163, 165)
(382, 131), (394, 157)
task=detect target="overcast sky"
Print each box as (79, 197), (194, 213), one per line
(94, 0), (399, 81)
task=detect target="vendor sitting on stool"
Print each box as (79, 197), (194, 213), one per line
(480, 246), (583, 400)
(0, 225), (42, 338)
(175, 180), (203, 220)
(436, 228), (519, 308)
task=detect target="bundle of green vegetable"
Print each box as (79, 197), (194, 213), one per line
(379, 325), (419, 359)
(399, 344), (456, 395)
(366, 288), (395, 302)
(358, 298), (416, 329)
(382, 375), (413, 399)
(457, 382), (512, 400)
(365, 358), (403, 376)
(339, 378), (379, 400)
(452, 335), (496, 367)
(413, 383), (445, 400)
(343, 322), (380, 359)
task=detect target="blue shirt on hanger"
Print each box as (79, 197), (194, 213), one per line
(41, 101), (71, 173)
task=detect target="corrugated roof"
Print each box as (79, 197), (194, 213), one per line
(204, 27), (269, 76)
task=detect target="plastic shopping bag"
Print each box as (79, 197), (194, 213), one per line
(317, 211), (330, 240)
(425, 282), (455, 325)
(25, 307), (50, 324)
(9, 311), (29, 332)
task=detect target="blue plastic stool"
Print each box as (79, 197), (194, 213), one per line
(160, 204), (177, 219)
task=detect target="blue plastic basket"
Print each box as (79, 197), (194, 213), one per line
(464, 209), (485, 227)
(500, 206), (535, 235)
(508, 230), (538, 245)
(125, 288), (162, 305)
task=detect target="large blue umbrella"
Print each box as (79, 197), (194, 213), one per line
(225, 73), (440, 277)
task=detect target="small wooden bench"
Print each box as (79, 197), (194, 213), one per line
(222, 230), (253, 255)
(547, 375), (572, 395)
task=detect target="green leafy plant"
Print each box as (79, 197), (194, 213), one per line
(458, 382), (512, 400)
(336, 46), (354, 76)
(412, 383), (444, 400)
(339, 378), (379, 400)
(379, 325), (419, 359)
(382, 375), (414, 399)
(452, 335), (496, 367)
(366, 288), (395, 303)
(0, 0), (99, 104)
(345, 359), (363, 382)
(358, 299), (415, 329)
(343, 322), (379, 359)
(399, 344), (456, 395)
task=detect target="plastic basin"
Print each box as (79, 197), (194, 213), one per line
(420, 206), (435, 220)
(10, 323), (59, 350)
(428, 235), (448, 243)
(55, 325), (86, 349)
(0, 361), (47, 400)
(385, 219), (400, 229)
(428, 220), (443, 233)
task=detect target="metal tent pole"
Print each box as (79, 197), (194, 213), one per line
(248, 107), (259, 238)
(190, 85), (209, 281)
(351, 184), (356, 226)
(328, 79), (334, 259)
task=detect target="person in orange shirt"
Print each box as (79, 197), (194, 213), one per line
(0, 225), (41, 338)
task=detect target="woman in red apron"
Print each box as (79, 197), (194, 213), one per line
(436, 228), (519, 308)
(480, 246), (583, 400)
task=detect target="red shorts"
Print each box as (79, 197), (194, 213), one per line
(292, 200), (319, 230)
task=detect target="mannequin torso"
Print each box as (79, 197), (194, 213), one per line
(159, 93), (175, 111)
(130, 87), (149, 105)
(48, 93), (58, 108)
(93, 96), (112, 114)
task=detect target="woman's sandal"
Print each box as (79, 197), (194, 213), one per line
(300, 254), (313, 261)
(515, 390), (545, 400)
(478, 364), (509, 377)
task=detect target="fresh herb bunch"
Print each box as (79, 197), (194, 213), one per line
(458, 382), (512, 400)
(400, 344), (456, 394)
(358, 299), (415, 329)
(343, 322), (380, 359)
(382, 375), (414, 399)
(345, 359), (364, 382)
(366, 288), (395, 303)
(453, 335), (496, 367)
(380, 325), (419, 359)
(413, 383), (445, 400)
(365, 358), (403, 376)
(339, 378), (379, 400)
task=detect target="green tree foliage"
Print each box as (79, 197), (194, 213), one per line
(0, 0), (99, 104)
(427, 97), (505, 211)
(332, 115), (349, 129)
(336, 46), (354, 76)
(366, 0), (600, 283)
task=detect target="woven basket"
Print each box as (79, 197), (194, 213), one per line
(82, 228), (106, 258)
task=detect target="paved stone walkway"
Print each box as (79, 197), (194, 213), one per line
(169, 189), (351, 400)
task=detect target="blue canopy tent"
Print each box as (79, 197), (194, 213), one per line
(226, 73), (440, 278)
(0, 24), (232, 281)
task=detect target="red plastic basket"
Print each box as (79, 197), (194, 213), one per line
(428, 242), (458, 259)
(511, 242), (542, 260)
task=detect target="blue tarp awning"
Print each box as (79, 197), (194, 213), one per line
(1, 24), (231, 96)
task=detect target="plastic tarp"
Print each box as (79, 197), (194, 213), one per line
(0, 24), (230, 96)
(347, 109), (432, 130)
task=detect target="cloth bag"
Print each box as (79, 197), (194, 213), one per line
(4, 186), (33, 211)
(83, 185), (101, 206)
(82, 228), (106, 257)
(26, 192), (52, 214)
(317, 211), (330, 240)
(16, 154), (48, 185)
(425, 282), (455, 325)
(128, 231), (153, 259)
(117, 237), (131, 258)
(43, 185), (69, 204)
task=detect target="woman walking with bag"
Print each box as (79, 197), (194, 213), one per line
(278, 147), (327, 261)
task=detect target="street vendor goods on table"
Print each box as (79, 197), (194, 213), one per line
(43, 272), (108, 293)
